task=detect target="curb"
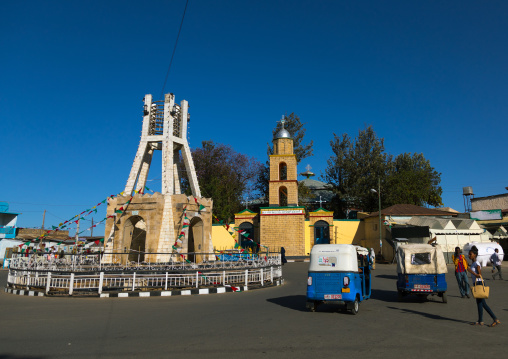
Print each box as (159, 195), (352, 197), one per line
(100, 285), (245, 298)
(4, 288), (45, 297)
(4, 278), (284, 298)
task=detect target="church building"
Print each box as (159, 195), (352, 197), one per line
(233, 119), (335, 257)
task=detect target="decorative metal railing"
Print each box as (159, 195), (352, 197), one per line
(8, 251), (281, 272)
(6, 252), (282, 296)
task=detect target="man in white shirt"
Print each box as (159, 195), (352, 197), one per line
(490, 248), (503, 280)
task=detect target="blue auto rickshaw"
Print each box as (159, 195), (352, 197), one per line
(396, 244), (448, 303)
(306, 244), (371, 314)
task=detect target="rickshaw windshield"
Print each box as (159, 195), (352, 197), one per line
(411, 253), (431, 265)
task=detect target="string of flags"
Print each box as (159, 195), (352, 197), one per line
(169, 196), (208, 264)
(20, 186), (157, 248)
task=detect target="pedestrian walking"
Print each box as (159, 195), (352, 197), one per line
(370, 248), (376, 270)
(467, 245), (501, 327)
(280, 247), (287, 266)
(452, 246), (470, 298)
(490, 248), (503, 280)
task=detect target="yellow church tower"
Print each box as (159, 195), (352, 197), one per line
(260, 118), (306, 257)
(269, 119), (299, 206)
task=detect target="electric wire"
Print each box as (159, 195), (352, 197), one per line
(160, 0), (189, 99)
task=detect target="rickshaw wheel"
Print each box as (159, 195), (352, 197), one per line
(397, 290), (404, 302)
(309, 302), (317, 312)
(442, 292), (447, 303)
(351, 298), (359, 315)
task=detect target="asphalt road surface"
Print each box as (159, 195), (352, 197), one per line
(1, 263), (507, 358)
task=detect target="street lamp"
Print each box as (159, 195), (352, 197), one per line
(370, 178), (382, 255)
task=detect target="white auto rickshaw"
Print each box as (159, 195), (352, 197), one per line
(396, 244), (448, 303)
(306, 244), (372, 314)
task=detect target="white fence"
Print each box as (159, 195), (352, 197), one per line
(9, 251), (281, 272)
(7, 252), (282, 296)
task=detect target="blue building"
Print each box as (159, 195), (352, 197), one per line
(0, 202), (19, 239)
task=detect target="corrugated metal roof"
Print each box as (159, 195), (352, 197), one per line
(368, 204), (458, 218)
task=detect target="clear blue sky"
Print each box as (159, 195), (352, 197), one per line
(1, 0), (507, 233)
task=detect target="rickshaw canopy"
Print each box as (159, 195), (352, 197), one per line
(309, 244), (359, 272)
(396, 244), (448, 275)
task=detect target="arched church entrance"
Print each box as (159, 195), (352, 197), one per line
(314, 220), (330, 245)
(123, 216), (146, 263)
(188, 217), (204, 263)
(239, 222), (258, 253)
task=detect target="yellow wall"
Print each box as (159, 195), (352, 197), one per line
(333, 220), (364, 244)
(304, 219), (364, 253)
(214, 218), (370, 255)
(305, 220), (311, 255)
(362, 216), (393, 257)
(211, 224), (236, 250)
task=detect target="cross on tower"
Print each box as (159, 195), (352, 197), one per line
(305, 164), (312, 172)
(314, 195), (327, 208)
(242, 197), (252, 209)
(278, 115), (286, 129)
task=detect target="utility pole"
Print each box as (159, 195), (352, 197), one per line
(38, 209), (47, 251)
(378, 178), (382, 255)
(370, 179), (382, 256)
(75, 219), (80, 249)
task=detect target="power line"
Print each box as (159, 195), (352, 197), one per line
(5, 202), (91, 207)
(160, 0), (189, 99)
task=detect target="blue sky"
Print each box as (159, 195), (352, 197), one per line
(1, 0), (507, 233)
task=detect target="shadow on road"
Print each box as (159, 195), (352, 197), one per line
(0, 355), (47, 359)
(371, 289), (447, 303)
(375, 274), (398, 280)
(370, 289), (400, 303)
(387, 306), (470, 324)
(266, 295), (308, 312)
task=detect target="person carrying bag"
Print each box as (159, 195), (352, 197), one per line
(467, 245), (500, 327)
(471, 275), (489, 299)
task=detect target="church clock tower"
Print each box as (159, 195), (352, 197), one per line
(269, 119), (299, 206)
(259, 117), (306, 257)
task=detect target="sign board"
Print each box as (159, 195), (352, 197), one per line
(131, 210), (139, 215)
(470, 209), (502, 221)
(261, 209), (304, 215)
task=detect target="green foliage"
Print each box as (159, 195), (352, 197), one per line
(186, 141), (262, 222)
(324, 126), (442, 216)
(324, 126), (388, 214)
(297, 181), (314, 213)
(385, 153), (443, 207)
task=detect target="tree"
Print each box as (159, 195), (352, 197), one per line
(324, 126), (442, 216)
(324, 125), (388, 215)
(384, 153), (442, 207)
(185, 141), (262, 222)
(255, 113), (314, 200)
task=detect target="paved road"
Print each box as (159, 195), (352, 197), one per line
(0, 264), (507, 358)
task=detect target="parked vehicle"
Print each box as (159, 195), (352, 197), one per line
(463, 242), (504, 267)
(396, 244), (448, 303)
(306, 244), (371, 314)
